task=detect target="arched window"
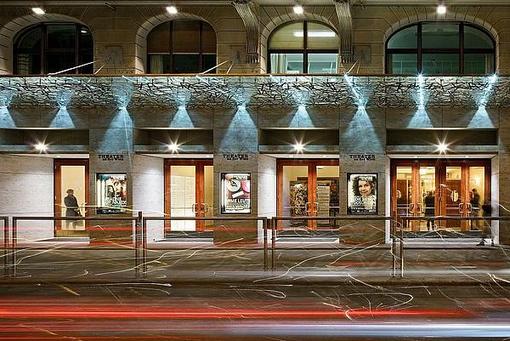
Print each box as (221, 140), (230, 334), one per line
(147, 20), (216, 74)
(386, 22), (495, 75)
(268, 21), (339, 74)
(14, 23), (93, 75)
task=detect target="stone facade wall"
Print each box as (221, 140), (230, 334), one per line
(1, 4), (510, 75)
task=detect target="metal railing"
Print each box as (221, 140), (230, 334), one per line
(11, 214), (142, 277)
(142, 216), (270, 276)
(270, 216), (401, 275)
(0, 216), (9, 276)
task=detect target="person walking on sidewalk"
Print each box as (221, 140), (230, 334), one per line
(478, 200), (494, 246)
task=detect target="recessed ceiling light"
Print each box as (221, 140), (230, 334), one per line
(34, 142), (48, 152)
(436, 3), (447, 15)
(292, 142), (304, 153)
(166, 5), (178, 14)
(293, 4), (304, 15)
(167, 142), (179, 153)
(32, 7), (45, 15)
(436, 141), (449, 154)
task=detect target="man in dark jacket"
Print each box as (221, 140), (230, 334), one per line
(424, 191), (435, 231)
(64, 189), (81, 229)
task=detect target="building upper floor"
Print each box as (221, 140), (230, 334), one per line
(0, 0), (510, 76)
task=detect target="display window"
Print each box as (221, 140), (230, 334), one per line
(277, 159), (339, 229)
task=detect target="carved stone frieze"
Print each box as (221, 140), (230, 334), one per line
(0, 75), (506, 110)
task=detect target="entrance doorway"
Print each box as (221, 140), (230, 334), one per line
(391, 159), (490, 234)
(164, 159), (213, 232)
(54, 159), (89, 237)
(277, 159), (339, 229)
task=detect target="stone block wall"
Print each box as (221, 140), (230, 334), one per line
(1, 3), (510, 75)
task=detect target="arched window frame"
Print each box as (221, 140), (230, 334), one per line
(267, 21), (339, 74)
(385, 21), (496, 75)
(13, 22), (93, 75)
(146, 20), (217, 74)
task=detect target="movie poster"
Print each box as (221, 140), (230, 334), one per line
(221, 173), (251, 214)
(96, 173), (128, 214)
(347, 173), (377, 215)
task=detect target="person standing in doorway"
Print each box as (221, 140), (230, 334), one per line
(470, 188), (481, 230)
(64, 189), (81, 229)
(424, 191), (435, 231)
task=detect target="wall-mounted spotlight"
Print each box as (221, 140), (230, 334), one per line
(167, 142), (179, 153)
(34, 142), (48, 153)
(292, 142), (304, 153)
(436, 2), (447, 15)
(166, 5), (178, 14)
(293, 4), (304, 15)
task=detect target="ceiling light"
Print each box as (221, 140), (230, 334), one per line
(436, 141), (449, 154)
(292, 142), (304, 153)
(293, 4), (304, 15)
(166, 5), (178, 14)
(436, 3), (447, 15)
(293, 31), (335, 38)
(32, 7), (45, 15)
(167, 142), (179, 153)
(34, 142), (48, 152)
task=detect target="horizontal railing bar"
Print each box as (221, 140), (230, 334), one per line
(400, 216), (510, 221)
(144, 217), (268, 221)
(273, 216), (394, 221)
(12, 216), (139, 221)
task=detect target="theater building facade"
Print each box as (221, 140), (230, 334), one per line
(0, 0), (509, 245)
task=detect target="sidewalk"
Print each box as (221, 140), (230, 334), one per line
(1, 240), (509, 285)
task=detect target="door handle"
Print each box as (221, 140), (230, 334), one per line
(202, 203), (209, 213)
(416, 203), (422, 214)
(459, 203), (464, 213)
(191, 203), (198, 214)
(466, 203), (472, 214)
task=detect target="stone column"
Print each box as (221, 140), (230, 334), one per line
(213, 104), (260, 244)
(339, 106), (387, 244)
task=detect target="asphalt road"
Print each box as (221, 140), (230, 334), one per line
(0, 282), (509, 340)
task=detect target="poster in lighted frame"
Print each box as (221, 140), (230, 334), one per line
(221, 173), (251, 214)
(96, 173), (128, 214)
(347, 173), (377, 215)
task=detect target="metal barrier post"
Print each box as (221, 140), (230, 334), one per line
(2, 217), (8, 277)
(135, 211), (142, 279)
(11, 217), (17, 277)
(391, 218), (396, 277)
(271, 217), (276, 271)
(263, 217), (268, 271)
(142, 215), (147, 277)
(399, 215), (404, 278)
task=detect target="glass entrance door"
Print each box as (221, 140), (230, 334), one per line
(392, 159), (490, 235)
(54, 159), (89, 237)
(165, 160), (213, 232)
(277, 159), (339, 229)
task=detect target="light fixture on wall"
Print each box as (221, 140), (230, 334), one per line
(436, 2), (447, 15)
(166, 5), (178, 14)
(31, 7), (45, 15)
(293, 4), (304, 15)
(34, 142), (48, 153)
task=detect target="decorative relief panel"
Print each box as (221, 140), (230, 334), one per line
(0, 75), (507, 110)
